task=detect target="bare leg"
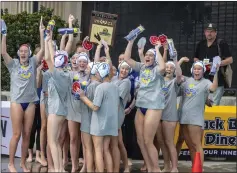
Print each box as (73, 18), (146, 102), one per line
(39, 103), (48, 166)
(21, 103), (36, 172)
(47, 114), (65, 172)
(80, 133), (87, 173)
(92, 136), (104, 172)
(135, 110), (152, 172)
(104, 136), (113, 172)
(47, 144), (54, 172)
(182, 125), (195, 164)
(82, 132), (94, 172)
(110, 135), (120, 172)
(175, 125), (184, 159)
(26, 149), (33, 163)
(156, 124), (170, 172)
(162, 121), (178, 172)
(187, 125), (204, 167)
(143, 110), (162, 172)
(68, 120), (80, 172)
(35, 150), (41, 163)
(118, 129), (130, 172)
(59, 120), (69, 170)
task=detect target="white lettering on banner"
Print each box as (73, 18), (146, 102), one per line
(1, 101), (22, 157)
(179, 149), (236, 156)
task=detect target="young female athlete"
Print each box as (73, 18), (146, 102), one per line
(79, 62), (120, 172)
(111, 61), (132, 172)
(1, 17), (44, 172)
(124, 37), (166, 172)
(178, 61), (219, 168)
(44, 30), (71, 172)
(80, 62), (101, 172)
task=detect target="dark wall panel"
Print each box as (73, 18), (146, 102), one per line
(81, 1), (237, 88)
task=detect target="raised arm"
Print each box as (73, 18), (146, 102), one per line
(178, 57), (190, 66)
(94, 42), (103, 62)
(36, 16), (45, 64)
(60, 34), (68, 51)
(209, 67), (219, 92)
(124, 38), (137, 69)
(65, 14), (75, 54)
(138, 46), (145, 63)
(103, 43), (114, 79)
(162, 42), (168, 62)
(1, 35), (12, 65)
(173, 53), (182, 84)
(155, 42), (165, 75)
(44, 32), (54, 72)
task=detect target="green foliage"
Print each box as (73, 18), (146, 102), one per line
(1, 6), (79, 91)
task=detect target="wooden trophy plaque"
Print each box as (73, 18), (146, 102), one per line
(89, 11), (118, 46)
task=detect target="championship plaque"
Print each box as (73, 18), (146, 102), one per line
(89, 11), (118, 46)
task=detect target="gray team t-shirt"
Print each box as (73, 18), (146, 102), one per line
(81, 80), (101, 133)
(47, 68), (70, 116)
(67, 71), (89, 123)
(40, 71), (50, 115)
(111, 76), (131, 127)
(133, 62), (165, 109)
(6, 57), (39, 103)
(178, 77), (212, 127)
(90, 82), (120, 136)
(42, 70), (51, 93)
(161, 78), (180, 121)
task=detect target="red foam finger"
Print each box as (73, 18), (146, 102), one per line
(83, 40), (93, 51)
(72, 82), (81, 93)
(149, 36), (159, 46)
(158, 34), (168, 45)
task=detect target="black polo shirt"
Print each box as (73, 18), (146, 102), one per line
(194, 38), (232, 86)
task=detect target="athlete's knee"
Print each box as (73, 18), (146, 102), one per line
(70, 135), (78, 145)
(144, 136), (154, 147)
(22, 130), (31, 140)
(12, 131), (21, 141)
(137, 136), (144, 147)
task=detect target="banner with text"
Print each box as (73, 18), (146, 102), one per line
(1, 101), (22, 157)
(174, 106), (236, 159)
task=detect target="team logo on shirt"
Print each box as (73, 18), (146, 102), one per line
(18, 65), (33, 79)
(161, 87), (169, 95)
(184, 84), (197, 97)
(140, 69), (154, 86)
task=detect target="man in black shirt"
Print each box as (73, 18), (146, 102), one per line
(194, 23), (233, 105)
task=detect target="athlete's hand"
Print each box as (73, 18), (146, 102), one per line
(78, 89), (85, 98)
(125, 108), (131, 115)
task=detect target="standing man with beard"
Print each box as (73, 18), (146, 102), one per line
(194, 23), (233, 105)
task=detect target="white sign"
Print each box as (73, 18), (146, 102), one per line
(1, 101), (22, 157)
